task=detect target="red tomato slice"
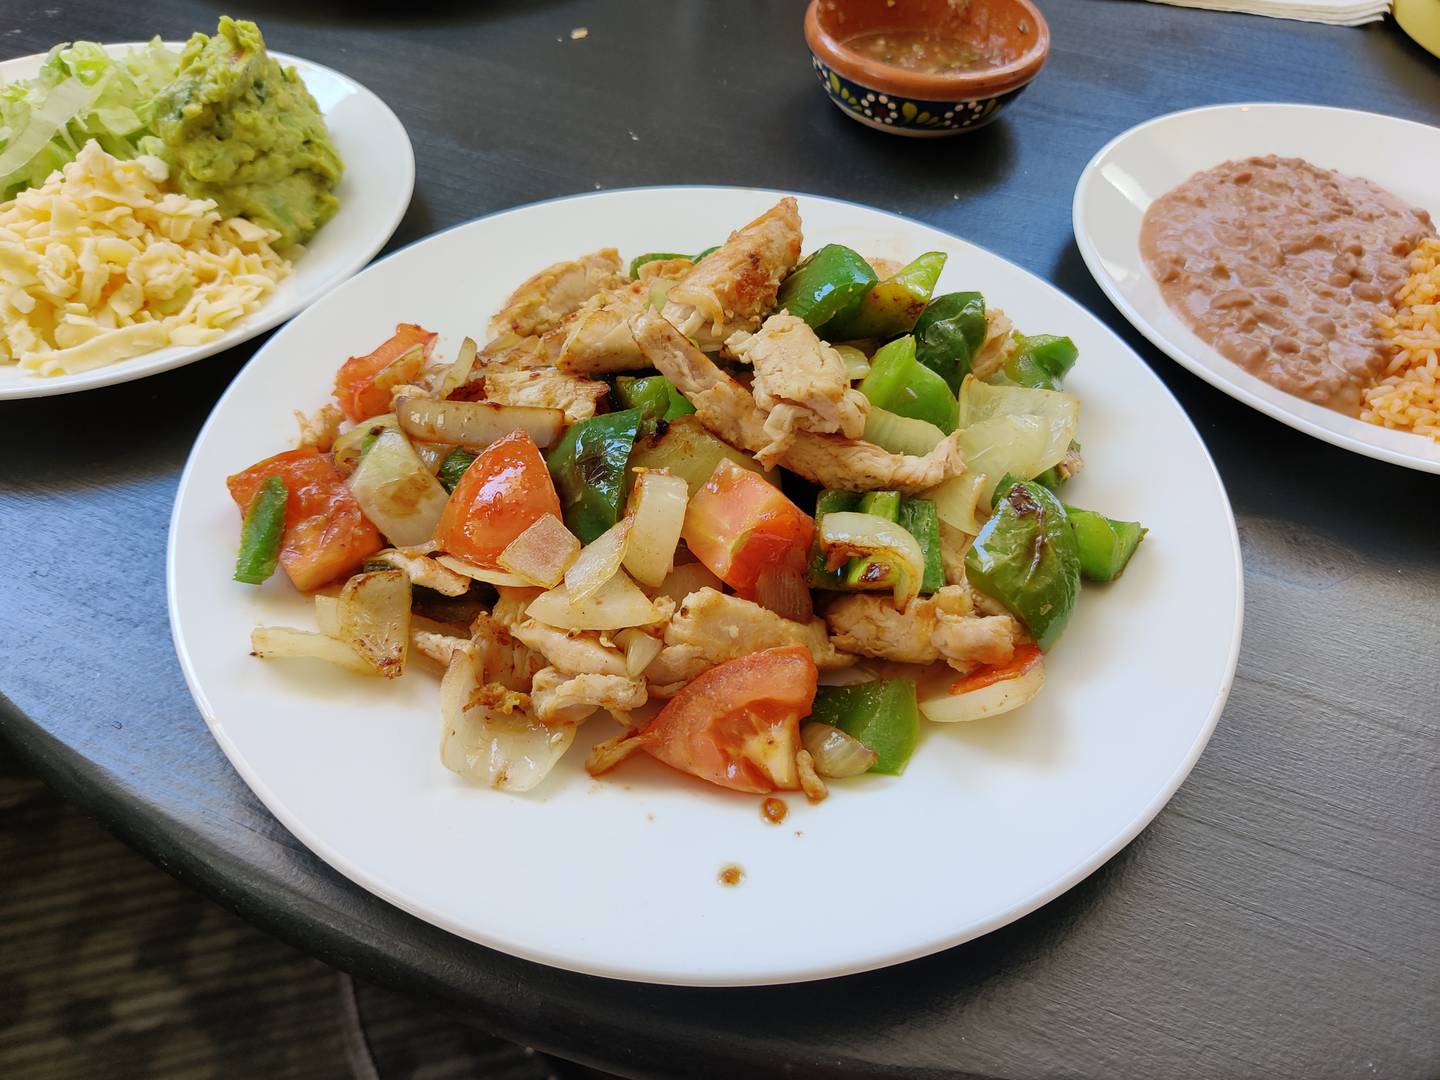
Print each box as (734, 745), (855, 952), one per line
(681, 460), (814, 597)
(227, 450), (383, 592)
(949, 644), (1044, 694)
(334, 324), (437, 423)
(435, 430), (562, 568)
(641, 646), (819, 793)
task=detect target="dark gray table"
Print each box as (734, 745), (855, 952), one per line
(3, 2), (1437, 1077)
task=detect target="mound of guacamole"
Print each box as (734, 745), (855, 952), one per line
(150, 17), (342, 248)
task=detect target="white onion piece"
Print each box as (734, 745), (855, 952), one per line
(565, 517), (632, 605)
(623, 470), (688, 587)
(526, 570), (661, 631)
(833, 344), (871, 382)
(955, 376), (1078, 505)
(801, 722), (877, 778)
(413, 441), (448, 474)
(314, 594), (341, 638)
(332, 413), (400, 476)
(496, 512), (580, 589)
(396, 395), (565, 450)
(434, 555), (533, 587)
(250, 626), (376, 675)
(647, 560), (725, 605)
(436, 336), (479, 399)
(918, 650), (1045, 723)
(753, 564), (813, 623)
(817, 511), (926, 608)
(438, 646), (575, 791)
(337, 569), (411, 678)
(346, 428), (449, 547)
(615, 628), (664, 678)
(925, 471), (988, 536)
(862, 407), (944, 457)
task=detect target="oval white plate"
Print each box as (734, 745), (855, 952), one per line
(169, 187), (1242, 986)
(1073, 103), (1440, 473)
(0, 42), (414, 400)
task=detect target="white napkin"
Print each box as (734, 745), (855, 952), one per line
(1145, 0), (1389, 25)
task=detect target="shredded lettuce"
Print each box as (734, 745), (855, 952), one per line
(0, 38), (178, 199)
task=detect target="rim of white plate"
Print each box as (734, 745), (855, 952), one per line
(0, 42), (415, 400)
(168, 186), (1244, 985)
(1072, 102), (1440, 474)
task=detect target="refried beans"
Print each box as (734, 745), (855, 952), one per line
(1141, 155), (1434, 414)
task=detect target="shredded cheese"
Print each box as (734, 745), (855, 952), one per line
(0, 140), (291, 376)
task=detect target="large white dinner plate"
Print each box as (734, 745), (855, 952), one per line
(0, 42), (414, 400)
(168, 187), (1242, 986)
(1073, 103), (1440, 473)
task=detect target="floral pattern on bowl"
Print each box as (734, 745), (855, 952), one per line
(812, 58), (1026, 136)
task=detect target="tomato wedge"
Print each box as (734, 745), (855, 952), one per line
(949, 644), (1043, 694)
(435, 429), (562, 568)
(641, 646), (819, 793)
(681, 459), (813, 597)
(227, 450), (383, 592)
(334, 323), (437, 423)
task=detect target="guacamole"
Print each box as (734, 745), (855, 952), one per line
(150, 17), (342, 248)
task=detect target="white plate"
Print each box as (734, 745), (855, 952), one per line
(168, 187), (1242, 986)
(0, 42), (414, 399)
(1073, 103), (1440, 473)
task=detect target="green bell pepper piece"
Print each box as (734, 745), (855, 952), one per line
(810, 680), (919, 775)
(1002, 333), (1079, 391)
(966, 480), (1080, 649)
(825, 251), (947, 340)
(614, 374), (695, 421)
(546, 407), (644, 544)
(858, 336), (958, 433)
(777, 244), (877, 329)
(233, 476), (287, 585)
(843, 491), (903, 588)
(693, 245), (719, 262)
(898, 497), (944, 594)
(437, 447), (478, 493)
(1065, 506), (1146, 582)
(913, 291), (987, 394)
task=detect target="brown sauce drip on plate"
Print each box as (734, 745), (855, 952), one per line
(760, 797), (788, 825)
(718, 864), (744, 887)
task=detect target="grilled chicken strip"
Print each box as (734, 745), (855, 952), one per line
(632, 310), (965, 493)
(726, 313), (868, 466)
(480, 367), (608, 422)
(510, 620), (630, 678)
(662, 197), (803, 351)
(530, 667), (649, 725)
(971, 308), (1015, 380)
(644, 588), (853, 691)
(550, 259), (694, 377)
(488, 248), (626, 340)
(825, 586), (1021, 673)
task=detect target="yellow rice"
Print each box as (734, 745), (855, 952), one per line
(1362, 237), (1440, 441)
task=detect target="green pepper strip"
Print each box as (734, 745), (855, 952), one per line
(858, 335), (958, 433)
(1002, 333), (1079, 391)
(898, 497), (944, 594)
(777, 244), (877, 330)
(233, 476), (288, 585)
(810, 680), (919, 776)
(825, 251), (947, 340)
(965, 480), (1080, 650)
(546, 407), (645, 544)
(437, 447), (478, 493)
(1065, 505), (1146, 583)
(614, 374), (695, 421)
(914, 291), (986, 394)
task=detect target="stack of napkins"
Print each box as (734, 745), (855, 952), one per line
(1146, 0), (1389, 25)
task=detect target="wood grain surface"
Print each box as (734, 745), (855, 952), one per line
(1, 2), (1437, 1077)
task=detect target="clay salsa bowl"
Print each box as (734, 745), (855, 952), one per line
(804, 0), (1051, 136)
